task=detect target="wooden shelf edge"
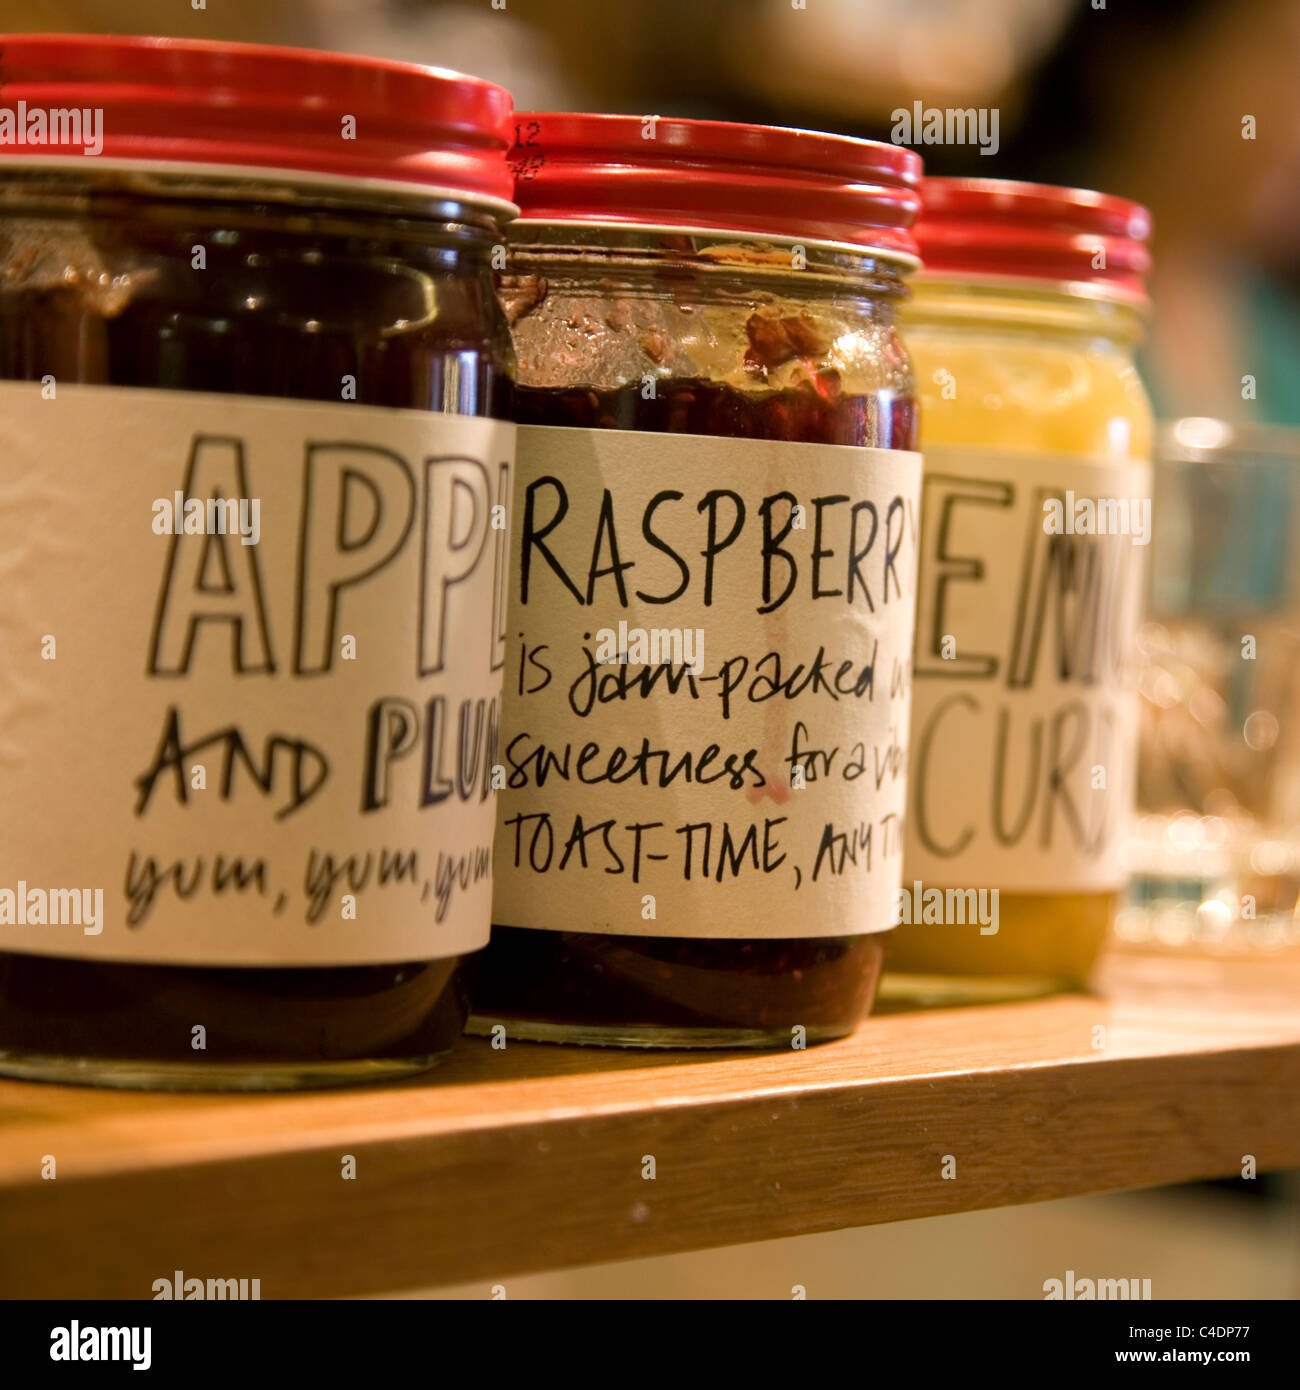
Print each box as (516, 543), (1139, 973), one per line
(2, 949), (1298, 1297)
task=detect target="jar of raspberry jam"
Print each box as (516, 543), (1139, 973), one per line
(473, 115), (922, 1047)
(0, 36), (516, 1088)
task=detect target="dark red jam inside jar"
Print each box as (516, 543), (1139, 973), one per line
(0, 37), (515, 1089)
(473, 115), (922, 1047)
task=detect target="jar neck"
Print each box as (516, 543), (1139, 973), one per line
(0, 163), (506, 248)
(907, 276), (1147, 350)
(506, 221), (912, 305)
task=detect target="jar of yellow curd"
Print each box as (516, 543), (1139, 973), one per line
(889, 179), (1153, 1001)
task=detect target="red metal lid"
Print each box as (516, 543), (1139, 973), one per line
(916, 177), (1152, 301)
(0, 34), (515, 207)
(509, 112), (921, 262)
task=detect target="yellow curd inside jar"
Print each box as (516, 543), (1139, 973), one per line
(887, 276), (1153, 1002)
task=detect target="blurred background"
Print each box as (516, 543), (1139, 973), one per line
(14, 0), (1300, 426)
(8, 0), (1298, 1297)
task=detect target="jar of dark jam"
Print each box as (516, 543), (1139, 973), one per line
(473, 115), (922, 1047)
(0, 36), (516, 1088)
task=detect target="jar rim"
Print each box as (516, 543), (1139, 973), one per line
(912, 269), (1149, 311)
(509, 112), (921, 262)
(509, 216), (919, 269)
(0, 153), (519, 220)
(916, 177), (1152, 304)
(1160, 417), (1300, 461)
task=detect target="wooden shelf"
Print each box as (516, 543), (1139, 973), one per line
(2, 946), (1298, 1299)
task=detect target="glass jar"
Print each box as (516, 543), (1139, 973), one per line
(1122, 419), (1300, 956)
(0, 36), (516, 1088)
(473, 115), (922, 1046)
(889, 178), (1153, 1001)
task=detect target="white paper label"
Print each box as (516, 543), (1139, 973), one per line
(0, 382), (513, 965)
(492, 425), (922, 938)
(906, 447), (1151, 892)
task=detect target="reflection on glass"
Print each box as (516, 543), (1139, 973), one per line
(1124, 421), (1300, 953)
